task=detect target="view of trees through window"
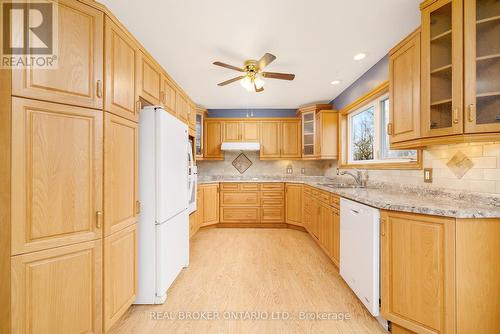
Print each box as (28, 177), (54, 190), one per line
(351, 107), (374, 160)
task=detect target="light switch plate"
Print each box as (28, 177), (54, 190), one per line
(424, 168), (433, 183)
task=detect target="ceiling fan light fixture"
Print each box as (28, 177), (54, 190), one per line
(254, 77), (265, 89)
(240, 76), (253, 91)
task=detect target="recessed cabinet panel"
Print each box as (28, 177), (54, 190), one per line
(137, 53), (161, 105)
(12, 0), (103, 109)
(204, 121), (223, 159)
(11, 98), (103, 255)
(281, 120), (301, 158)
(242, 122), (260, 142)
(260, 121), (281, 158)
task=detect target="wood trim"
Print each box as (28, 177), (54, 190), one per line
(0, 68), (11, 334)
(390, 132), (500, 149)
(217, 223), (288, 229)
(205, 117), (301, 122)
(389, 27), (422, 55)
(339, 150), (423, 170)
(340, 81), (389, 115)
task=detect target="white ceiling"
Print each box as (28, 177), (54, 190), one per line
(100, 0), (420, 109)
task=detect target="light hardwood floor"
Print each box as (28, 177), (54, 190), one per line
(110, 228), (387, 334)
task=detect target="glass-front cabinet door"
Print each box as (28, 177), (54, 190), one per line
(464, 0), (500, 133)
(302, 111), (316, 157)
(421, 0), (463, 137)
(195, 112), (204, 158)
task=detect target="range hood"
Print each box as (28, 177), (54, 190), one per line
(221, 142), (261, 151)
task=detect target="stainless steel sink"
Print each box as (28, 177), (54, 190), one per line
(318, 183), (365, 189)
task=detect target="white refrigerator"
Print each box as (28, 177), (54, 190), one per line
(136, 106), (190, 304)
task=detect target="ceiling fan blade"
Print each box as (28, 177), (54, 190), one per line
(254, 83), (264, 93)
(213, 61), (244, 72)
(257, 53), (276, 70)
(261, 72), (295, 80)
(217, 76), (245, 86)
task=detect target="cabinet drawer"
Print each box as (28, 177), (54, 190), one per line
(318, 191), (330, 204)
(221, 191), (259, 206)
(303, 196), (314, 213)
(261, 183), (284, 191)
(240, 183), (260, 191)
(330, 195), (340, 208)
(261, 207), (285, 223)
(303, 186), (312, 194)
(221, 207), (260, 222)
(261, 190), (284, 198)
(261, 197), (285, 206)
(220, 183), (239, 191)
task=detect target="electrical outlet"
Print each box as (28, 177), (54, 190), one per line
(286, 166), (293, 174)
(424, 168), (433, 183)
(301, 168), (306, 174)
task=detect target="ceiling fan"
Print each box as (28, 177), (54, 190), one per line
(213, 53), (295, 93)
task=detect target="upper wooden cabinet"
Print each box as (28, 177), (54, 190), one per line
(204, 120), (224, 160)
(188, 103), (196, 134)
(12, 0), (103, 109)
(223, 121), (242, 142)
(176, 93), (190, 123)
(11, 98), (103, 255)
(104, 113), (138, 237)
(389, 29), (421, 144)
(104, 16), (139, 122)
(223, 121), (260, 142)
(136, 52), (162, 105)
(297, 105), (338, 159)
(260, 121), (281, 158)
(161, 75), (177, 115)
(281, 120), (302, 158)
(11, 240), (103, 334)
(463, 0), (500, 133)
(421, 0), (464, 138)
(195, 108), (207, 159)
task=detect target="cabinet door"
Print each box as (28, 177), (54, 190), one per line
(421, 0), (463, 137)
(104, 113), (138, 237)
(162, 75), (177, 115)
(332, 208), (340, 267)
(136, 52), (161, 105)
(389, 30), (421, 143)
(11, 240), (103, 334)
(176, 93), (189, 123)
(195, 112), (204, 158)
(261, 207), (284, 223)
(380, 211), (456, 334)
(204, 120), (223, 159)
(281, 120), (302, 158)
(223, 121), (241, 142)
(104, 224), (137, 332)
(104, 17), (138, 122)
(286, 184), (302, 225)
(260, 121), (281, 158)
(464, 0), (500, 133)
(188, 104), (196, 132)
(11, 98), (103, 255)
(196, 187), (204, 228)
(242, 121), (260, 142)
(302, 111), (316, 157)
(202, 184), (219, 225)
(12, 0), (103, 109)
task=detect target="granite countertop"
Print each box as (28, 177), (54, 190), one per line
(198, 175), (500, 219)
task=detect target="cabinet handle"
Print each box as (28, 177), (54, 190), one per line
(96, 80), (103, 98)
(136, 200), (141, 214)
(453, 107), (459, 124)
(380, 219), (386, 237)
(468, 104), (475, 123)
(136, 100), (142, 113)
(387, 122), (393, 135)
(96, 211), (102, 229)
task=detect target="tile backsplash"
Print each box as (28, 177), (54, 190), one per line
(326, 142), (500, 194)
(198, 151), (332, 177)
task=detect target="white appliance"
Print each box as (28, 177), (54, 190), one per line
(340, 198), (380, 316)
(136, 106), (189, 304)
(220, 142), (260, 151)
(188, 138), (197, 214)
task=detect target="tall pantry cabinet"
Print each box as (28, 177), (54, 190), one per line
(0, 0), (195, 332)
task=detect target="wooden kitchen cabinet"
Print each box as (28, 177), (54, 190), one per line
(204, 120), (224, 160)
(421, 0), (463, 138)
(11, 98), (103, 255)
(196, 186), (204, 229)
(11, 240), (103, 334)
(380, 210), (456, 334)
(104, 16), (139, 122)
(286, 184), (303, 225)
(281, 120), (302, 158)
(261, 183), (285, 223)
(389, 28), (421, 144)
(297, 105), (338, 159)
(222, 121), (260, 142)
(223, 121), (241, 142)
(136, 52), (162, 105)
(176, 93), (190, 123)
(260, 121), (281, 158)
(201, 183), (219, 225)
(104, 113), (139, 237)
(11, 0), (104, 110)
(161, 75), (177, 116)
(331, 207), (340, 267)
(103, 223), (137, 332)
(195, 108), (207, 159)
(188, 103), (196, 135)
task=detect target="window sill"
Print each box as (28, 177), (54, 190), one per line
(339, 159), (422, 170)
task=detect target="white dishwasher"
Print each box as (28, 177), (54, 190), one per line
(340, 198), (380, 316)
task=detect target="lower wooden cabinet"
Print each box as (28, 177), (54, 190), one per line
(103, 224), (137, 332)
(199, 183), (219, 226)
(221, 207), (260, 223)
(285, 184), (302, 225)
(331, 207), (340, 267)
(11, 240), (103, 334)
(261, 207), (284, 223)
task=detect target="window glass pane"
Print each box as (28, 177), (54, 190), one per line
(380, 98), (417, 160)
(351, 106), (374, 161)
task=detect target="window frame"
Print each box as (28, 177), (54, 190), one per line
(339, 81), (422, 170)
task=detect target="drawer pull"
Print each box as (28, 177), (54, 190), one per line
(96, 80), (103, 98)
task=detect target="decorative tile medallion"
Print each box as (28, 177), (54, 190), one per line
(447, 151), (474, 179)
(232, 153), (252, 174)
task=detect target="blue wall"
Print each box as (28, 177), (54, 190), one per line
(207, 108), (297, 118)
(330, 55), (389, 110)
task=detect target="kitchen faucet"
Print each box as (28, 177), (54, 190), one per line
(336, 168), (366, 187)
